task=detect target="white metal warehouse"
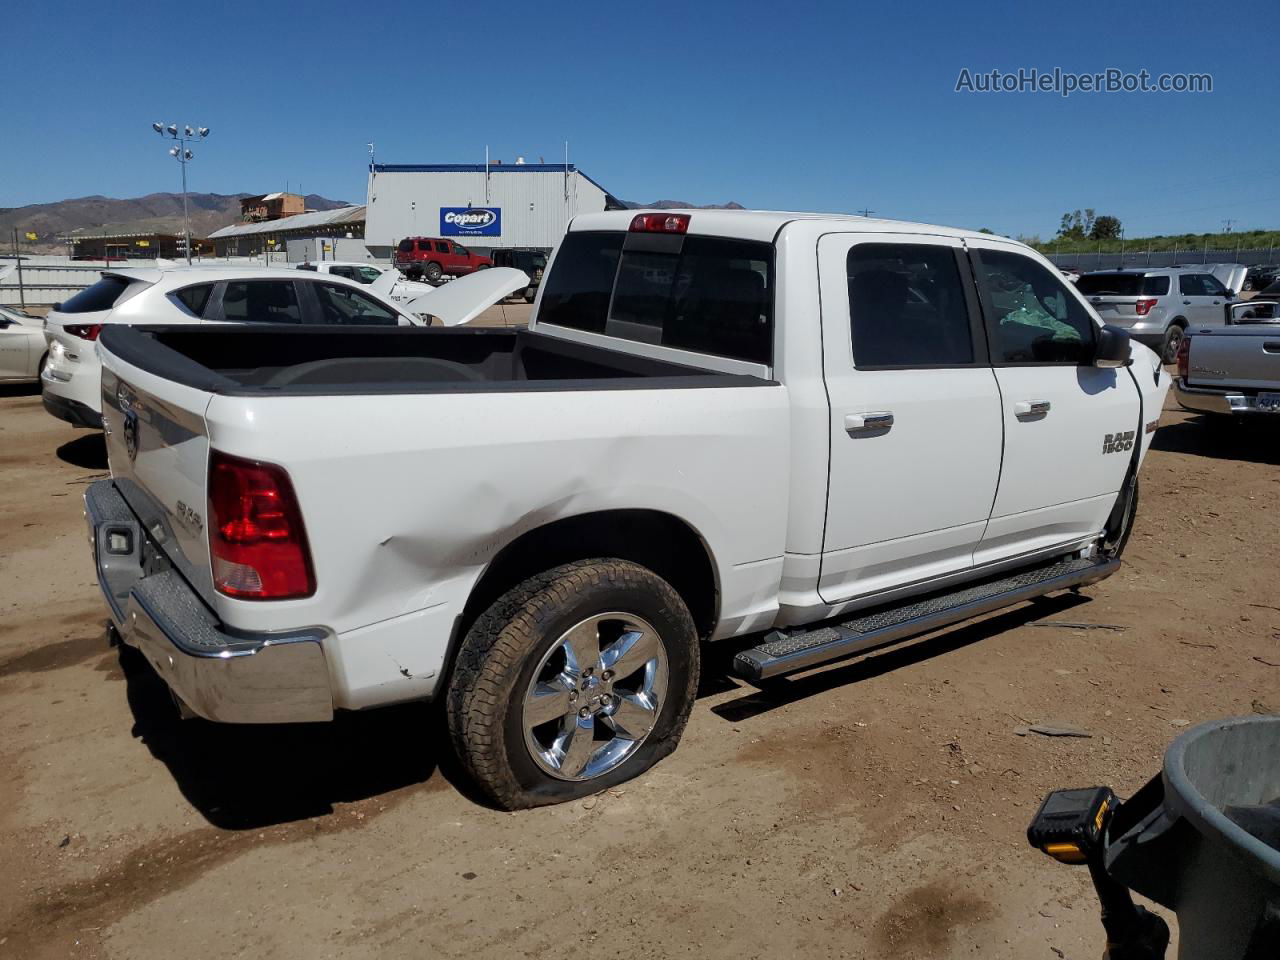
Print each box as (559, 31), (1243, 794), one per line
(364, 163), (624, 256)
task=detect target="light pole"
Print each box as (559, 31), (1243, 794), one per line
(152, 122), (210, 264)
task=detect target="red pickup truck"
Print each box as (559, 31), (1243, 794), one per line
(394, 237), (492, 283)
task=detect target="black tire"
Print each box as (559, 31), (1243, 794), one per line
(447, 559), (699, 810)
(1161, 322), (1186, 364)
(424, 261), (443, 283)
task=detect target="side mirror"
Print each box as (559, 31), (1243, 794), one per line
(1224, 289), (1236, 299)
(1094, 323), (1131, 368)
(53, 302), (63, 311)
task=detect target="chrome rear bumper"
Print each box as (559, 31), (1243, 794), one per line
(1175, 378), (1280, 417)
(85, 479), (333, 723)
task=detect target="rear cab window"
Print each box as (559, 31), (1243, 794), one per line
(537, 231), (774, 366)
(1077, 274), (1170, 297)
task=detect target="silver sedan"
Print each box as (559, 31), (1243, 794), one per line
(0, 305), (48, 383)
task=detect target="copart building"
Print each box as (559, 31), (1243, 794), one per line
(363, 162), (624, 258)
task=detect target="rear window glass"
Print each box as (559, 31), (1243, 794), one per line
(397, 239), (414, 253)
(60, 275), (131, 314)
(1077, 274), (1169, 296)
(538, 231), (774, 365)
(171, 283), (213, 318)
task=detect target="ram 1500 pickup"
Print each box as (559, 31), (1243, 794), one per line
(87, 210), (1170, 808)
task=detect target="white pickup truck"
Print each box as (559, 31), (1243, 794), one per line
(86, 210), (1170, 808)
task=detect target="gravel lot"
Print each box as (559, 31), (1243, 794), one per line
(1, 363), (1277, 960)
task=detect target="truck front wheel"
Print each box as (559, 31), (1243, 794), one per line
(447, 560), (699, 809)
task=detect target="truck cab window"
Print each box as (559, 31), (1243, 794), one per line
(975, 249), (1095, 364)
(846, 244), (974, 367)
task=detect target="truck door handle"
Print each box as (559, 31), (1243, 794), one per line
(1264, 342), (1280, 354)
(1014, 399), (1051, 418)
(844, 411), (894, 434)
(1183, 300), (1192, 305)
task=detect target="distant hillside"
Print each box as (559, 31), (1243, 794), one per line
(624, 200), (746, 210)
(0, 192), (351, 251)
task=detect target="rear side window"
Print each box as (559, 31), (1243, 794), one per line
(846, 243), (974, 367)
(170, 283), (213, 318)
(434, 241), (449, 253)
(221, 281), (303, 324)
(975, 250), (1096, 364)
(1077, 274), (1169, 296)
(60, 275), (131, 313)
(308, 282), (399, 326)
(540, 232), (774, 364)
(329, 266), (356, 280)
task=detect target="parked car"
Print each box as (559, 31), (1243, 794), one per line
(86, 209), (1167, 808)
(295, 261), (437, 318)
(42, 265), (528, 428)
(1242, 264), (1280, 292)
(1174, 305), (1280, 419)
(488, 249), (548, 301)
(394, 237), (492, 283)
(1077, 267), (1238, 362)
(0, 304), (48, 383)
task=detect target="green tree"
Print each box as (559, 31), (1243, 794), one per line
(1090, 215), (1122, 240)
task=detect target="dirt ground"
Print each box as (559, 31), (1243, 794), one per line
(1, 367), (1277, 960)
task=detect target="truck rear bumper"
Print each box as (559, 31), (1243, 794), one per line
(85, 479), (334, 724)
(1175, 378), (1279, 417)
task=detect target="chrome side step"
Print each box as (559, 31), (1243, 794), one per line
(733, 556), (1119, 681)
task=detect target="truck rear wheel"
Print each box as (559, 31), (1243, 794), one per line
(424, 261), (443, 283)
(447, 559), (699, 809)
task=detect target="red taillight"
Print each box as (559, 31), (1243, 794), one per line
(207, 450), (315, 599)
(1176, 336), (1191, 378)
(629, 213), (690, 234)
(1134, 298), (1157, 317)
(64, 323), (103, 340)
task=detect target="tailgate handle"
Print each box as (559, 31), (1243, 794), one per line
(844, 411), (894, 434)
(1015, 399), (1051, 419)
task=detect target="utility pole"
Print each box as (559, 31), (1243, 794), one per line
(11, 228), (25, 309)
(1222, 218), (1236, 234)
(151, 122), (210, 264)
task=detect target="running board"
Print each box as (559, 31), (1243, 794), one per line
(733, 556), (1119, 681)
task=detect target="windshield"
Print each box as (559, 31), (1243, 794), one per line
(1077, 274), (1169, 297)
(538, 231), (774, 365)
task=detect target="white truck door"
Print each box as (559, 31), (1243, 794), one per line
(817, 233), (1003, 603)
(966, 239), (1139, 564)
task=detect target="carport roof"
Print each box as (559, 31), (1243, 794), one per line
(208, 205), (365, 239)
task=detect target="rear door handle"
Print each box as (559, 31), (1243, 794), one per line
(1015, 399), (1051, 418)
(844, 411), (894, 433)
(1183, 300), (1192, 305)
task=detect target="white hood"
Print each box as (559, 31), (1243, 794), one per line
(402, 267), (529, 327)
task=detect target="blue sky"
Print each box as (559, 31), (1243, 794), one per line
(5, 0), (1277, 239)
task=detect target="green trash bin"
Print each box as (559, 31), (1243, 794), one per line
(1104, 715), (1280, 959)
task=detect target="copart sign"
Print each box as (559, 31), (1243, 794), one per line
(440, 207), (501, 237)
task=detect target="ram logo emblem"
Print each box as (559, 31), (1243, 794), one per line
(1102, 430), (1135, 455)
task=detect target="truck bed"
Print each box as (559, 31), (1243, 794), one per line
(98, 325), (769, 395)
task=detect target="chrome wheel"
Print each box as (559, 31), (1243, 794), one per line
(521, 612), (668, 782)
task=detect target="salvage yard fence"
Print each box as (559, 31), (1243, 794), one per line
(1046, 246), (1280, 273)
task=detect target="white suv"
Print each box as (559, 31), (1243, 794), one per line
(41, 266), (424, 428)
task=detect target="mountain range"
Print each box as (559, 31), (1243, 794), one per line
(0, 192), (351, 252)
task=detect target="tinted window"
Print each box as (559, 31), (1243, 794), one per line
(453, 244), (470, 257)
(309, 282), (399, 325)
(540, 231), (773, 364)
(171, 283), (213, 318)
(397, 239), (413, 253)
(1202, 275), (1228, 297)
(846, 244), (973, 367)
(434, 241), (449, 253)
(1077, 273), (1169, 296)
(1179, 274), (1208, 296)
(60, 275), (131, 314)
(976, 250), (1096, 364)
(355, 266), (382, 284)
(538, 232), (624, 332)
(329, 266), (356, 280)
(221, 281), (302, 324)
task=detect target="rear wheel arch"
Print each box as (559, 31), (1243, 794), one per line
(452, 510), (720, 662)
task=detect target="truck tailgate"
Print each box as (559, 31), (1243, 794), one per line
(1187, 327), (1280, 390)
(99, 350), (217, 606)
